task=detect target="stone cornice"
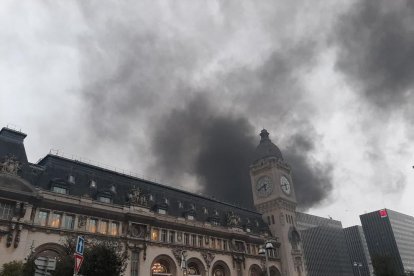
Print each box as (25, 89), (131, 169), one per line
(255, 198), (296, 213)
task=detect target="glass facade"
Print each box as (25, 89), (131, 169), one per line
(361, 209), (414, 275)
(343, 226), (373, 276)
(296, 212), (353, 276)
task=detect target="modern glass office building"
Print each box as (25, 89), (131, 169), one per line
(344, 225), (373, 276)
(296, 212), (353, 276)
(360, 209), (414, 275)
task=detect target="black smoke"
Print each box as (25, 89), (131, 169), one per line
(151, 95), (256, 208)
(75, 1), (335, 210)
(335, 0), (414, 110)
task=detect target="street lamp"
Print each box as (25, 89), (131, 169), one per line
(353, 261), (362, 276)
(259, 241), (274, 276)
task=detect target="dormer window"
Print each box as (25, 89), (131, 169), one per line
(68, 175), (75, 184)
(98, 196), (111, 204)
(190, 203), (195, 210)
(110, 185), (116, 194)
(202, 207), (208, 215)
(178, 201), (183, 208)
(149, 194), (154, 202)
(52, 186), (68, 195)
(89, 180), (97, 189)
(164, 198), (169, 205)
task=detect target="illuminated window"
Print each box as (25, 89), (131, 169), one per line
(0, 202), (13, 220)
(50, 213), (62, 228)
(52, 186), (67, 194)
(37, 211), (49, 226)
(63, 215), (74, 229)
(151, 228), (159, 241)
(99, 221), (108, 234)
(88, 219), (97, 233)
(109, 222), (118, 236)
(151, 260), (170, 275)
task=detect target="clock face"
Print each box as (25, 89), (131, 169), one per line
(280, 176), (291, 195)
(255, 176), (274, 197)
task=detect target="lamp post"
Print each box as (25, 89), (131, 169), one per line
(259, 241), (274, 276)
(353, 261), (362, 276)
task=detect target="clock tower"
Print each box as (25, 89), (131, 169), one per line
(250, 129), (306, 276)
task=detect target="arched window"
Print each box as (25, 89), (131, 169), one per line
(186, 258), (205, 276)
(211, 262), (230, 276)
(249, 264), (262, 276)
(151, 256), (176, 276)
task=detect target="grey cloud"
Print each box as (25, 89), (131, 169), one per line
(334, 0), (414, 109)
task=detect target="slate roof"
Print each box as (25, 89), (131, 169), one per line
(252, 129), (283, 163)
(0, 127), (269, 235)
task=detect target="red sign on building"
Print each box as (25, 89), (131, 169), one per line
(379, 209), (388, 218)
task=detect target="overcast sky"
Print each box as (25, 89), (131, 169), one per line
(1, 0), (413, 227)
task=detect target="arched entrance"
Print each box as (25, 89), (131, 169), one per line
(249, 264), (262, 276)
(31, 243), (66, 260)
(151, 255), (177, 276)
(211, 261), (230, 276)
(187, 258), (205, 276)
(269, 266), (282, 276)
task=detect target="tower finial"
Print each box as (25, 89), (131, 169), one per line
(260, 129), (270, 141)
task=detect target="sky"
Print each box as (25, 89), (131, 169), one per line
(0, 0), (413, 227)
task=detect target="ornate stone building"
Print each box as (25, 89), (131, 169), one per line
(0, 126), (287, 276)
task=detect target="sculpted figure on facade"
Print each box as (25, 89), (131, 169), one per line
(0, 155), (21, 175)
(226, 211), (240, 227)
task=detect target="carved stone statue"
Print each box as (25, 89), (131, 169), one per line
(0, 155), (21, 175)
(128, 187), (148, 207)
(226, 211), (241, 227)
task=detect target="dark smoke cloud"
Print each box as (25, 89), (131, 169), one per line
(75, 1), (335, 210)
(284, 130), (333, 210)
(151, 95), (256, 208)
(335, 0), (414, 110)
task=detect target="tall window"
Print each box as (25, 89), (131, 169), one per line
(37, 211), (49, 226)
(161, 230), (167, 242)
(131, 251), (139, 276)
(50, 213), (62, 228)
(184, 233), (189, 245)
(99, 221), (108, 234)
(198, 235), (203, 247)
(63, 215), (74, 230)
(211, 238), (216, 249)
(217, 239), (222, 250)
(88, 219), (97, 233)
(0, 202), (13, 220)
(169, 231), (175, 243)
(191, 234), (196, 246)
(109, 222), (118, 236)
(151, 229), (159, 241)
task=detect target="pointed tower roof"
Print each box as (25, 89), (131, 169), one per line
(252, 129), (283, 163)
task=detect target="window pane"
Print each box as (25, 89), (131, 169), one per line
(99, 221), (108, 234)
(169, 231), (175, 243)
(0, 202), (13, 220)
(63, 215), (74, 229)
(109, 222), (118, 236)
(161, 230), (167, 242)
(88, 219), (97, 233)
(50, 213), (62, 228)
(38, 211), (49, 226)
(151, 229), (159, 241)
(184, 233), (189, 245)
(52, 186), (67, 194)
(98, 196), (111, 203)
(131, 251), (139, 276)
